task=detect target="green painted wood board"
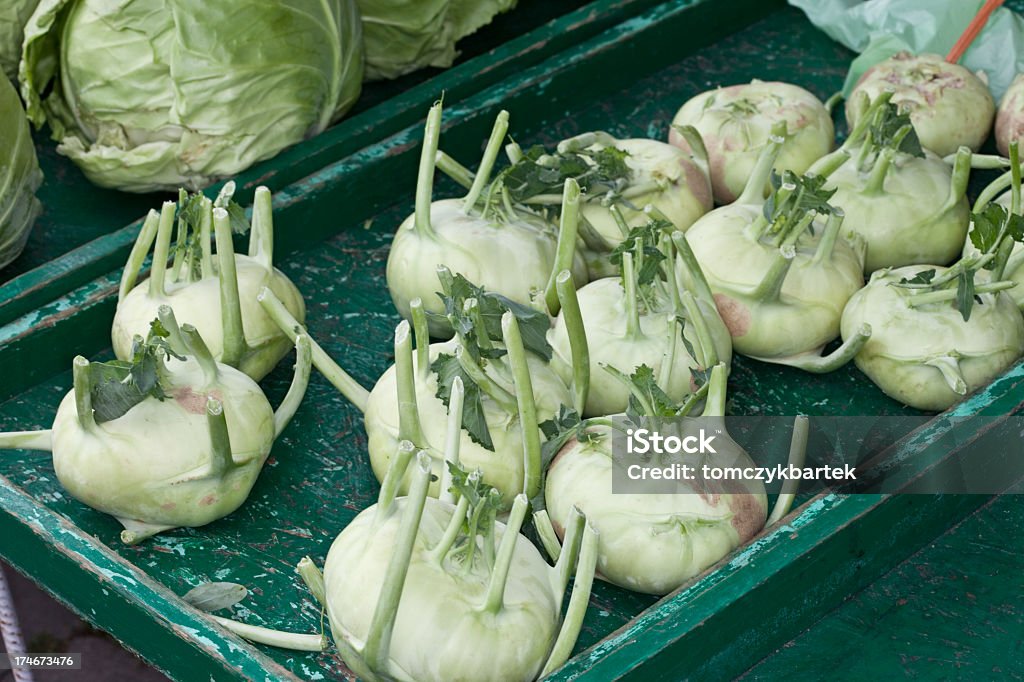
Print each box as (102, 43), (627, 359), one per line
(0, 0), (1022, 680)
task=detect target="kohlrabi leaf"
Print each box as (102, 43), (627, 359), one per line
(679, 328), (712, 388)
(89, 319), (183, 423)
(897, 269), (937, 286)
(182, 582), (248, 613)
(499, 143), (632, 203)
(970, 204), (1004, 255)
(956, 268), (977, 322)
(609, 222), (668, 286)
(538, 404), (602, 468)
(869, 103), (924, 158)
(445, 462), (502, 568)
(763, 171), (836, 232)
(431, 353), (494, 451)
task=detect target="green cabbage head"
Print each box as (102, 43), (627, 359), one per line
(0, 74), (42, 270)
(358, 0), (516, 80)
(20, 0), (363, 193)
(0, 0), (40, 81)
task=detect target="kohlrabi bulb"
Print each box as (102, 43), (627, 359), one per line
(112, 186), (305, 381)
(847, 53), (995, 157)
(996, 74), (1024, 158)
(841, 265), (1024, 411)
(669, 80), (834, 204)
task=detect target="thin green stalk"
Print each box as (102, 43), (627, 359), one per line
(905, 281), (1016, 306)
(257, 287), (370, 411)
(603, 365), (655, 416)
(551, 506), (585, 595)
(808, 148), (851, 179)
(823, 91), (843, 114)
(464, 299), (493, 352)
(409, 298), (431, 380)
(377, 441), (417, 517)
(991, 236), (1016, 283)
(735, 122), (786, 206)
(669, 231), (715, 304)
(703, 364), (728, 417)
(764, 323), (872, 373)
(157, 306), (187, 356)
(181, 325), (219, 385)
(657, 313), (679, 390)
(273, 335), (312, 439)
(544, 178), (581, 316)
(1011, 141), (1020, 216)
(414, 102), (444, 239)
(672, 124), (710, 172)
(925, 355), (967, 395)
(438, 376), (465, 505)
(681, 291), (718, 370)
(119, 209), (160, 302)
(171, 189), (188, 283)
(148, 202), (176, 297)
(428, 495), (470, 565)
(622, 252), (642, 339)
(249, 187), (274, 270)
(465, 110), (509, 211)
(532, 510), (563, 563)
(435, 151), (475, 189)
(943, 152), (1009, 169)
(767, 415), (809, 525)
(205, 398), (234, 476)
(364, 452), (432, 671)
(780, 211), (816, 248)
(199, 197), (214, 279)
(213, 208), (247, 368)
(842, 92), (892, 152)
(945, 147), (972, 211)
(539, 522), (599, 678)
(743, 213), (772, 242)
(73, 356), (96, 432)
(751, 246), (795, 303)
(211, 616), (327, 652)
(296, 557), (326, 605)
(395, 321), (425, 446)
(864, 147), (895, 195)
(505, 141), (523, 165)
(811, 209), (846, 264)
(502, 312), (542, 500)
(556, 271), (590, 415)
(0, 430), (52, 451)
(482, 494), (529, 613)
(454, 346), (518, 413)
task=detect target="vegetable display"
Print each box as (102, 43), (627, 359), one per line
(0, 309), (312, 543)
(685, 132), (870, 370)
(0, 73), (42, 270)
(0, 0), (39, 80)
(20, 0), (363, 193)
(300, 451), (598, 682)
(112, 184), (305, 382)
(358, 0), (517, 80)
(846, 52), (995, 157)
(387, 102), (586, 337)
(669, 80), (834, 204)
(809, 95), (971, 274)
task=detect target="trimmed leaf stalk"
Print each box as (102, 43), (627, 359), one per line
(555, 271), (590, 416)
(502, 312), (542, 500)
(545, 179), (582, 316)
(464, 111), (510, 212)
(766, 415), (810, 525)
(414, 102), (443, 239)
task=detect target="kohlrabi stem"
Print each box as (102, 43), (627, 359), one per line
(780, 211), (816, 248)
(429, 495), (470, 565)
(973, 165), (1024, 212)
(395, 321), (425, 447)
(925, 355), (967, 395)
(735, 124), (786, 206)
(464, 298), (493, 352)
(377, 441), (416, 518)
(761, 323), (872, 373)
(210, 615), (327, 652)
(157, 305), (187, 356)
(766, 415), (809, 525)
(249, 187), (275, 270)
(438, 377), (465, 505)
(551, 506), (585, 595)
(812, 209), (846, 265)
(556, 271), (590, 415)
(532, 510), (563, 563)
(942, 152), (1009, 169)
(482, 493), (529, 613)
(505, 140), (523, 164)
(824, 91), (843, 114)
(992, 236), (1016, 283)
(119, 209), (160, 302)
(199, 197), (214, 279)
(669, 230), (715, 305)
(906, 281), (1016, 306)
(704, 364), (728, 417)
(171, 189), (188, 282)
(681, 291), (718, 369)
(181, 325), (220, 385)
(539, 522), (599, 678)
(364, 453), (432, 672)
(808, 149), (851, 179)
(434, 150), (475, 189)
(864, 148), (895, 195)
(409, 298), (431, 380)
(1011, 141), (1021, 216)
(464, 110), (509, 212)
(0, 430), (52, 451)
(454, 346), (518, 413)
(622, 252), (642, 339)
(751, 246), (795, 303)
(604, 365), (656, 416)
(844, 92), (893, 151)
(545, 179), (582, 316)
(673, 124), (710, 171)
(414, 102), (443, 239)
(944, 147), (972, 213)
(296, 556), (326, 606)
(148, 202), (176, 297)
(502, 312), (542, 500)
(213, 208), (246, 368)
(257, 287), (370, 412)
(273, 335), (312, 439)
(658, 314), (679, 389)
(206, 398), (235, 476)
(72, 356), (96, 432)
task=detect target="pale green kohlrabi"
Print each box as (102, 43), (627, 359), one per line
(547, 208), (731, 418)
(358, 0), (516, 80)
(669, 80), (834, 204)
(808, 94), (971, 274)
(296, 451), (597, 682)
(112, 183), (305, 382)
(0, 308), (312, 543)
(20, 0), (363, 193)
(0, 0), (39, 80)
(846, 53), (995, 158)
(0, 72), (42, 270)
(996, 74), (1024, 158)
(536, 364), (808, 596)
(685, 131), (871, 371)
(259, 272), (572, 507)
(388, 102), (587, 338)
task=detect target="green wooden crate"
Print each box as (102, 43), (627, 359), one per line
(0, 0), (668, 327)
(0, 0), (1021, 680)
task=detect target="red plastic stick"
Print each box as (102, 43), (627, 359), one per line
(946, 0), (1005, 64)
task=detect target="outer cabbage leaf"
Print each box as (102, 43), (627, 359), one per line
(20, 0), (363, 193)
(0, 0), (40, 81)
(357, 0), (517, 80)
(0, 75), (42, 270)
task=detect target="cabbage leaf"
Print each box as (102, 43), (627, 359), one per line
(0, 74), (42, 271)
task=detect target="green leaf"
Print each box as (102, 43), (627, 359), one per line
(898, 269), (936, 286)
(869, 102), (924, 158)
(970, 204), (1005, 255)
(625, 365), (679, 419)
(538, 405), (596, 467)
(498, 142), (632, 203)
(763, 170), (836, 230)
(608, 221), (669, 286)
(431, 353), (494, 451)
(182, 582), (248, 613)
(444, 462), (502, 568)
(956, 268), (977, 322)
